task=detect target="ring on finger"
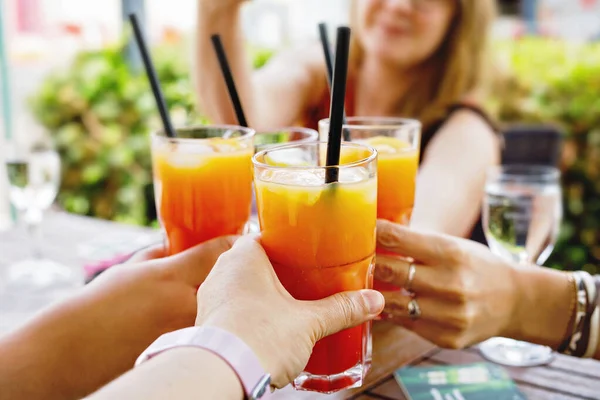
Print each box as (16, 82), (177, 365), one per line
(404, 262), (416, 292)
(407, 298), (421, 320)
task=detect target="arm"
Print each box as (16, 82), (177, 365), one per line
(375, 221), (600, 360)
(195, 1), (326, 129)
(0, 265), (201, 400)
(411, 110), (500, 237)
(507, 266), (573, 349)
(0, 267), (188, 400)
(86, 348), (242, 400)
(87, 236), (383, 398)
(0, 238), (235, 400)
(510, 267), (600, 361)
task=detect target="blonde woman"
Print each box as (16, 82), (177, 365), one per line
(196, 0), (500, 241)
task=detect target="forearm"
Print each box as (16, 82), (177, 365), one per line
(506, 266), (573, 349)
(196, 1), (254, 125)
(0, 287), (194, 400)
(0, 293), (102, 400)
(411, 172), (481, 238)
(87, 348), (243, 400)
(0, 293), (142, 400)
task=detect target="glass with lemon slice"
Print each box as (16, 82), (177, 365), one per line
(246, 127), (318, 229)
(254, 127), (318, 154)
(151, 125), (255, 255)
(253, 142), (377, 392)
(319, 117), (421, 224)
(319, 117), (421, 291)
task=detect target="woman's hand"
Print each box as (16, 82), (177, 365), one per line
(87, 235), (237, 337)
(0, 236), (236, 400)
(196, 236), (385, 388)
(374, 220), (520, 349)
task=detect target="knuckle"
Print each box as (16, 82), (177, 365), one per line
(377, 223), (399, 248)
(374, 260), (396, 282)
(438, 336), (462, 350)
(151, 264), (175, 282)
(335, 293), (362, 327)
(448, 287), (469, 307)
(312, 313), (330, 342)
(447, 309), (470, 333)
(445, 273), (471, 305)
(384, 295), (406, 315)
(442, 240), (465, 264)
(433, 330), (466, 350)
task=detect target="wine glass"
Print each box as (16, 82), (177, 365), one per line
(480, 164), (563, 367)
(3, 141), (77, 291)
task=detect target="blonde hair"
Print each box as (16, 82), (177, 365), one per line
(349, 0), (496, 129)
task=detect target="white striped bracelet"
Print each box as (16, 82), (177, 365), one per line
(559, 271), (599, 358)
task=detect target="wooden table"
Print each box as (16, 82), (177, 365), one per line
(1, 212), (599, 399)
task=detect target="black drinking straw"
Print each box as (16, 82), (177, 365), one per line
(129, 14), (177, 138)
(318, 23), (350, 141)
(210, 34), (249, 127)
(318, 23), (334, 88)
(325, 27), (351, 184)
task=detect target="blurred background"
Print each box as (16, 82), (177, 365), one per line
(0, 0), (599, 273)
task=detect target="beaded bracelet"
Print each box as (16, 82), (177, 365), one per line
(584, 306), (599, 358)
(576, 272), (597, 357)
(582, 273), (599, 358)
(560, 271), (598, 358)
(591, 276), (600, 357)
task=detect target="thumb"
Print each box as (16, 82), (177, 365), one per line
(308, 290), (384, 341)
(168, 235), (239, 286)
(126, 243), (167, 263)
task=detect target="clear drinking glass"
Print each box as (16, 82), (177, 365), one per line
(253, 141), (377, 393)
(480, 164), (563, 367)
(246, 127), (319, 231)
(319, 117), (421, 292)
(3, 141), (76, 290)
(254, 127), (318, 154)
(151, 125), (255, 255)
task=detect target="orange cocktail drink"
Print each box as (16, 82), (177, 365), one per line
(152, 125), (255, 255)
(253, 142), (377, 393)
(319, 118), (421, 291)
(254, 127), (318, 154)
(249, 127), (318, 222)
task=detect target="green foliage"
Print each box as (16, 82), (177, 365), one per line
(29, 42), (204, 225)
(492, 38), (600, 272)
(30, 38), (598, 271)
(251, 46), (276, 69)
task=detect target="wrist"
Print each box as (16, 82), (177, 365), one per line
(158, 347), (244, 399)
(136, 326), (271, 399)
(498, 263), (522, 340)
(508, 266), (572, 348)
(197, 316), (275, 380)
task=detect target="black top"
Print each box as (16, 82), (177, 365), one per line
(419, 103), (500, 246)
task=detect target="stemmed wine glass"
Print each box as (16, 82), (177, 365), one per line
(480, 164), (563, 367)
(3, 141), (77, 291)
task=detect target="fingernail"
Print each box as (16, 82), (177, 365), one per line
(360, 290), (385, 315)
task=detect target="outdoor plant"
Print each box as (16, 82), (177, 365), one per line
(492, 38), (600, 272)
(30, 37), (598, 271)
(29, 42), (204, 225)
